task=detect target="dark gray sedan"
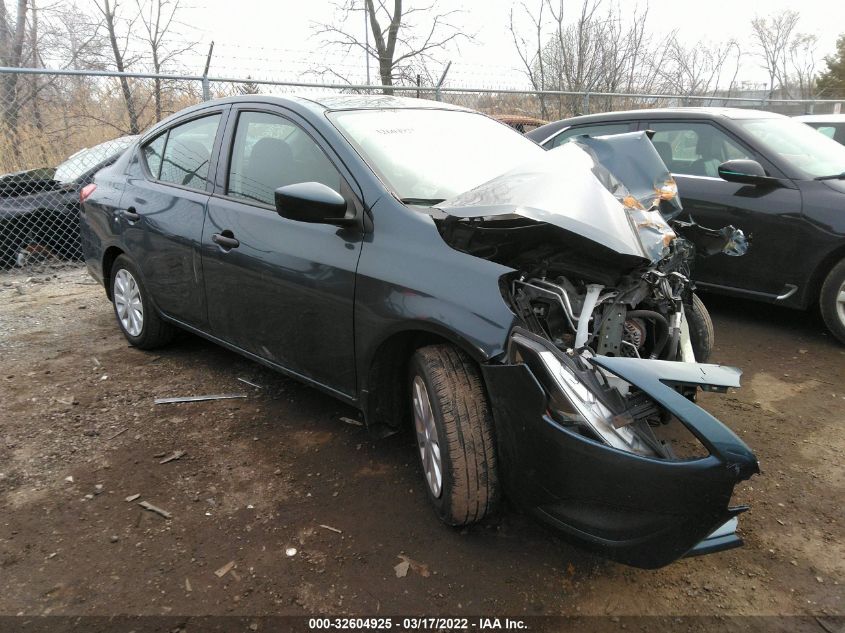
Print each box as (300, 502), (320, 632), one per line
(80, 95), (758, 568)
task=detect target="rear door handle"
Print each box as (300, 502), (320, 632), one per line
(121, 208), (141, 222)
(212, 232), (240, 250)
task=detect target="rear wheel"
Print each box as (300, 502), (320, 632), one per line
(820, 259), (845, 345)
(409, 345), (499, 526)
(109, 255), (175, 349)
(686, 293), (714, 362)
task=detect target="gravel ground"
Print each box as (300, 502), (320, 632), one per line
(0, 267), (842, 624)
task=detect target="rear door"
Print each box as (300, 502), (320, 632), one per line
(122, 108), (227, 329)
(201, 106), (362, 396)
(644, 119), (803, 297)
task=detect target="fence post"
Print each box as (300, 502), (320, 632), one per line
(202, 41), (215, 101)
(435, 61), (451, 102)
(582, 91), (590, 115)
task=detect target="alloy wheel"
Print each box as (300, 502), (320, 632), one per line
(114, 268), (144, 337)
(412, 375), (443, 498)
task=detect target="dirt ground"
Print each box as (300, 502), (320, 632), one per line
(0, 267), (843, 623)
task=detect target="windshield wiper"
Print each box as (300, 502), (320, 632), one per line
(400, 197), (446, 206)
(814, 171), (845, 181)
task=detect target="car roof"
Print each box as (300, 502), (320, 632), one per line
(189, 93), (468, 114)
(527, 107), (786, 142)
(794, 113), (845, 122)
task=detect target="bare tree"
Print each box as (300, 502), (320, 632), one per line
(94, 0), (141, 133)
(1, 0), (29, 150)
(657, 36), (742, 100)
(751, 10), (799, 99)
(788, 33), (818, 99)
(509, 1), (548, 118)
(537, 0), (668, 116)
(313, 0), (470, 94)
(134, 0), (195, 122)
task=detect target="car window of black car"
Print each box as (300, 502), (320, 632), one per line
(648, 122), (751, 177)
(142, 133), (167, 179)
(549, 122), (632, 148)
(227, 111), (342, 207)
(156, 114), (221, 189)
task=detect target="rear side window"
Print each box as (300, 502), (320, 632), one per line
(142, 134), (166, 179)
(548, 122), (632, 148)
(154, 114), (221, 189)
(227, 111), (341, 206)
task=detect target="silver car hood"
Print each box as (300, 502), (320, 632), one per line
(435, 132), (680, 263)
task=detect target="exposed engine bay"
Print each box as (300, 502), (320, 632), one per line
(430, 131), (749, 460)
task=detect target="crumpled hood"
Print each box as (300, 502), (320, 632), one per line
(435, 131), (681, 262)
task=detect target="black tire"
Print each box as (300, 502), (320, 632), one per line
(820, 259), (845, 345)
(686, 293), (714, 362)
(408, 344), (499, 526)
(109, 255), (175, 349)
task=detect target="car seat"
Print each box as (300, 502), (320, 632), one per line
(689, 132), (722, 177)
(241, 137), (294, 204)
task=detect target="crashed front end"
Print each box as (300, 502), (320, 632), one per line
(484, 330), (757, 568)
(433, 132), (758, 568)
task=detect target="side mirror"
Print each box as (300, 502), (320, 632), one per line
(274, 182), (355, 226)
(717, 159), (777, 186)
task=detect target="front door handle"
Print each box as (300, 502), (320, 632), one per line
(212, 232), (240, 250)
(121, 208), (141, 222)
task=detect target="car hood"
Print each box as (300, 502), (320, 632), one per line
(435, 131), (681, 263)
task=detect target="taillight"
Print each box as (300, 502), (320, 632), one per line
(80, 183), (97, 204)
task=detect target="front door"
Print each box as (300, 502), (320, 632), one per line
(646, 120), (803, 297)
(201, 108), (362, 396)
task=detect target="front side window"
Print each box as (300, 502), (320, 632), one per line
(649, 122), (751, 177)
(227, 111), (342, 206)
(157, 114), (221, 189)
(549, 122), (632, 148)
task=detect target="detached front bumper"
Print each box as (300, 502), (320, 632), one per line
(482, 332), (758, 569)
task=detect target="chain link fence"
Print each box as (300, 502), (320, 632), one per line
(1, 66), (843, 275)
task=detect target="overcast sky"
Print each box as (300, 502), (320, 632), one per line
(171, 0), (844, 89)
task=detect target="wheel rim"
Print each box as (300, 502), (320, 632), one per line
(114, 268), (144, 337)
(412, 375), (442, 498)
(837, 280), (845, 328)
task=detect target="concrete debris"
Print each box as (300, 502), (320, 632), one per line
(159, 450), (186, 464)
(138, 501), (172, 519)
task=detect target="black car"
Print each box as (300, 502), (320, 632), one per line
(527, 108), (845, 344)
(0, 135), (136, 267)
(80, 95), (759, 568)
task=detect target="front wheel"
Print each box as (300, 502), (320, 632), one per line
(685, 293), (714, 362)
(409, 345), (499, 526)
(820, 259), (845, 345)
(109, 255), (175, 349)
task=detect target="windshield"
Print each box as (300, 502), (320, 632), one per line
(54, 136), (136, 184)
(736, 118), (845, 179)
(328, 108), (543, 201)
